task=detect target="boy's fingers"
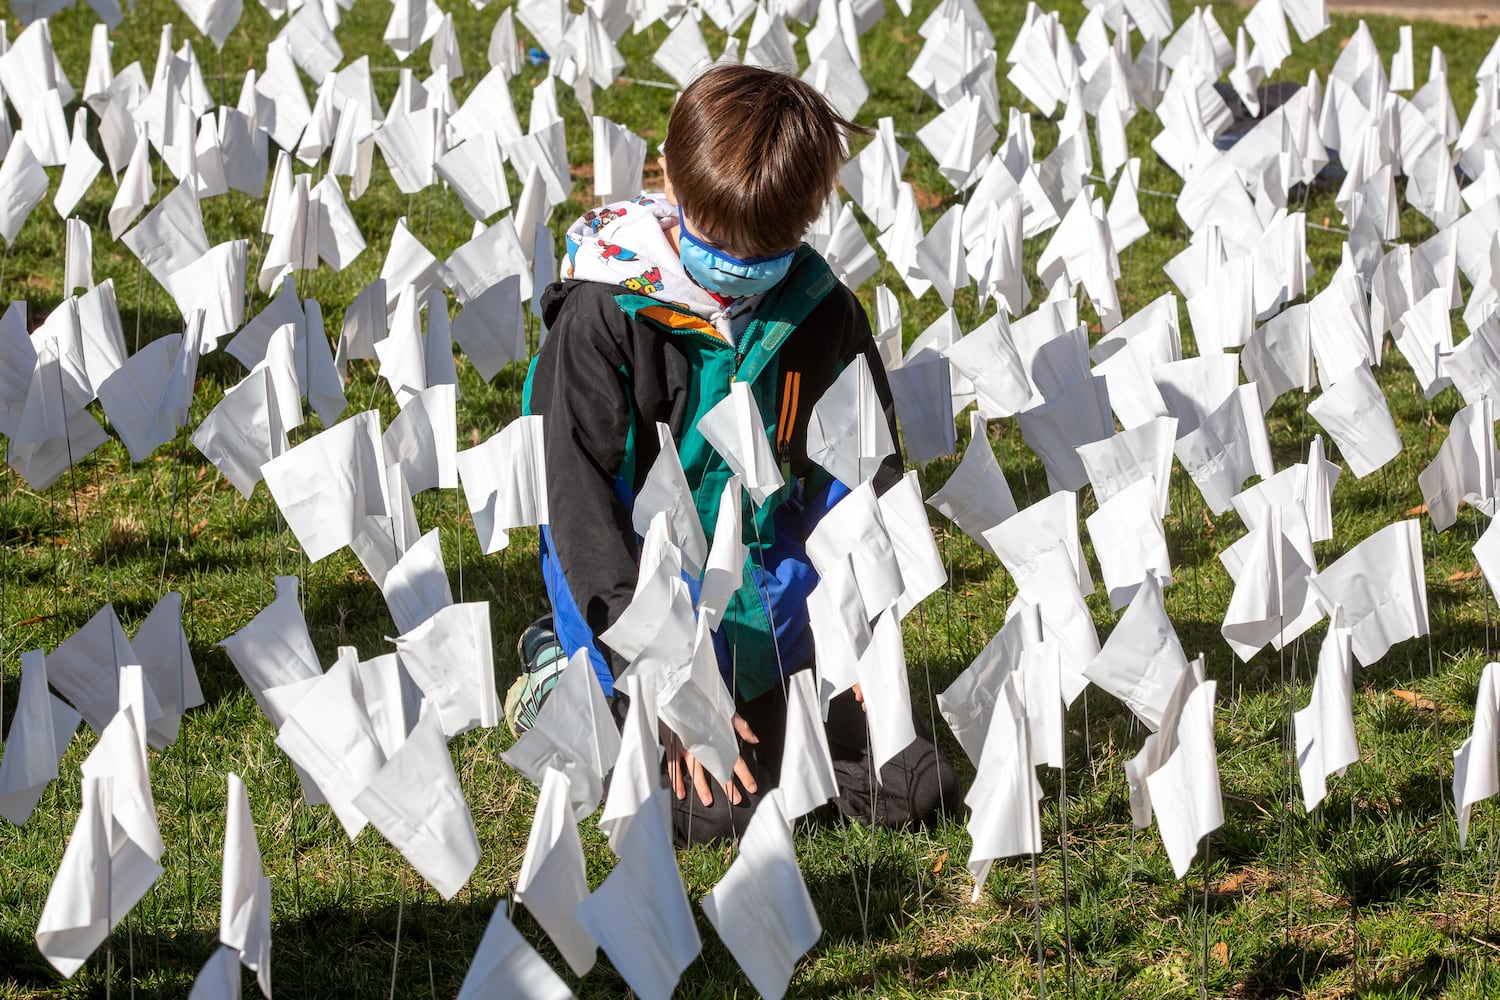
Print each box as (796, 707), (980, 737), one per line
(732, 756), (758, 797)
(668, 754), (686, 800)
(686, 751), (714, 807)
(732, 714), (759, 744)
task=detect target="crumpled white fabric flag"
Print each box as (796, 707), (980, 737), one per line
(54, 109), (103, 220)
(804, 487), (900, 628)
(456, 414), (548, 554)
(982, 489), (1092, 598)
(592, 115), (646, 203)
(886, 351), (956, 465)
(1307, 361), (1403, 479)
(122, 183), (211, 293)
(855, 608), (918, 780)
(1085, 576), (1189, 731)
(218, 773), (272, 997)
(227, 274), (303, 371)
(219, 576), (323, 719)
(780, 670), (839, 821)
(1019, 638), (1065, 769)
(34, 777), (122, 977)
(515, 766), (596, 977)
(380, 527), (453, 635)
(633, 422), (708, 576)
(599, 527), (697, 675)
(379, 217), (443, 315)
(699, 380), (786, 506)
(697, 475), (745, 632)
(577, 786), (701, 1000)
(0, 132), (50, 244)
(965, 671), (1043, 898)
(1307, 520), (1428, 667)
(1151, 353), (1239, 439)
(189, 944), (244, 1000)
(133, 591), (204, 747)
(456, 898), (575, 1000)
(192, 368), (288, 499)
(840, 115), (907, 230)
(1308, 270), (1377, 389)
(1087, 476), (1172, 610)
(939, 605), (1040, 767)
(1232, 435), (1340, 544)
(879, 470), (948, 619)
(374, 108), (441, 195)
(1419, 398), (1498, 533)
(1219, 504), (1320, 661)
(701, 790), (821, 1000)
(109, 128), (156, 239)
(354, 706), (481, 900)
(1455, 662), (1500, 849)
(657, 619), (738, 787)
(383, 383), (457, 498)
(1018, 374), (1114, 491)
(1004, 552), (1099, 709)
(1123, 656), (1206, 830)
(39, 681), (165, 977)
(822, 201), (881, 290)
(167, 240), (248, 353)
(806, 553), (871, 707)
(276, 647), (388, 839)
(45, 603), (160, 742)
(806, 354), (896, 490)
(501, 649), (622, 821)
(390, 602), (498, 738)
(941, 313), (1033, 420)
(262, 410), (391, 562)
(1447, 311), (1500, 407)
(7, 342), (111, 491)
(374, 284), (429, 406)
(97, 332), (188, 463)
(452, 275), (525, 381)
(597, 673), (668, 853)
(1091, 298), (1178, 430)
(1391, 287), (1454, 400)
(1146, 679), (1223, 878)
(436, 131), (512, 222)
(926, 412), (1017, 552)
(1294, 608), (1358, 812)
(1173, 383), (1275, 515)
(1077, 416), (1176, 518)
(0, 649), (79, 825)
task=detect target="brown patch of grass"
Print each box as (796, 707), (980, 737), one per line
(104, 512), (149, 557)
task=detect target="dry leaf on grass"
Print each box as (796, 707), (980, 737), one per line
(1393, 689), (1438, 711)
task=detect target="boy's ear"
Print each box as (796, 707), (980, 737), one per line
(659, 156), (676, 205)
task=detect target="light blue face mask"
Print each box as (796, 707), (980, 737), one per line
(677, 208), (796, 298)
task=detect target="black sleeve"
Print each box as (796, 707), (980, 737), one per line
(530, 284), (639, 678)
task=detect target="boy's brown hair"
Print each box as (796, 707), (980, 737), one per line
(663, 64), (866, 259)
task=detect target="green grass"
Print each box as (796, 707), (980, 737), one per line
(4, 0), (1500, 997)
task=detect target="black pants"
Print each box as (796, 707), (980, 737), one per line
(667, 678), (961, 847)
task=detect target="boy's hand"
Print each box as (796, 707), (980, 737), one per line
(662, 715), (760, 808)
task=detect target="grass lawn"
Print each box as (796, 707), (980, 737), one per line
(4, 0), (1500, 996)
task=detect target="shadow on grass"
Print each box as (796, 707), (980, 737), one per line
(1238, 937), (1351, 997)
(1330, 844), (1443, 907)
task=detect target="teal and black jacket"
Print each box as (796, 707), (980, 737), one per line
(526, 247), (902, 702)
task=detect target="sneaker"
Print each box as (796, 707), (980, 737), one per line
(505, 616), (569, 737)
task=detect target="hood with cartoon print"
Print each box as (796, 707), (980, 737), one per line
(562, 196), (764, 344)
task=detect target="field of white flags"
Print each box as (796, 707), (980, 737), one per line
(7, 0), (1500, 994)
